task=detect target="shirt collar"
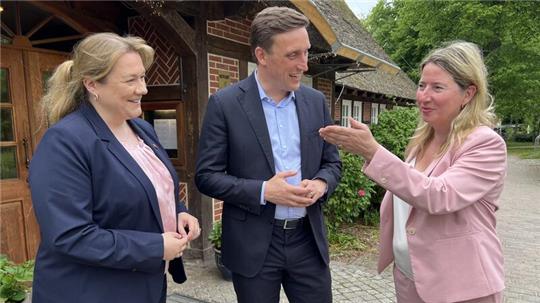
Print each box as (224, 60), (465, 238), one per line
(254, 69), (295, 105)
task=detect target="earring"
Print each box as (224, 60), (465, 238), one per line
(91, 92), (99, 102)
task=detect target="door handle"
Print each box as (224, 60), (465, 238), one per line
(22, 138), (30, 168)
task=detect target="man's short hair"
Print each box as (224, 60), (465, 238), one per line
(250, 6), (309, 63)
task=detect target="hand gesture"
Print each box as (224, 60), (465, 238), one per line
(162, 232), (188, 261)
(264, 171), (314, 207)
(319, 117), (380, 161)
(177, 212), (201, 241)
(300, 178), (327, 203)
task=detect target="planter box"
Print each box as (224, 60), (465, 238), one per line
(214, 248), (232, 281)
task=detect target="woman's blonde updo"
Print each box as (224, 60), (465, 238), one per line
(41, 32), (154, 124)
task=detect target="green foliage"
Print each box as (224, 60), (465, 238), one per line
(371, 107), (419, 159)
(327, 226), (365, 251)
(324, 151), (377, 228)
(369, 107), (419, 208)
(0, 255), (33, 303)
(365, 0), (540, 136)
(208, 220), (222, 250)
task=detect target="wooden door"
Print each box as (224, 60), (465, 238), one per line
(25, 50), (68, 150)
(0, 48), (67, 263)
(1, 48), (35, 263)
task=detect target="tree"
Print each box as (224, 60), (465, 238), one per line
(365, 0), (540, 136)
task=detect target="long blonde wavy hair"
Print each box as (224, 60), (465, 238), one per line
(405, 41), (497, 158)
(41, 32), (154, 124)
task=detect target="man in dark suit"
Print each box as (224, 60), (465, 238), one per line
(195, 7), (341, 303)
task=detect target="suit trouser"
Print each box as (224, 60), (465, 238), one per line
(393, 265), (502, 303)
(232, 219), (332, 303)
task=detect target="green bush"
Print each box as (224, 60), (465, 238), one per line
(371, 107), (419, 159)
(324, 107), (418, 229)
(324, 151), (377, 228)
(0, 255), (34, 303)
(370, 107), (419, 207)
(208, 220), (222, 250)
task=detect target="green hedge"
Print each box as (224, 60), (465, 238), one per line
(324, 107), (419, 228)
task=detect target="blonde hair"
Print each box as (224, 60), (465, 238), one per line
(406, 41), (497, 158)
(41, 32), (154, 124)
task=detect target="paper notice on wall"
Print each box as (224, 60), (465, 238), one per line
(153, 119), (177, 149)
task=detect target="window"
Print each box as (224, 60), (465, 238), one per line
(341, 100), (352, 127)
(141, 101), (186, 167)
(352, 101), (362, 123)
(371, 103), (379, 124)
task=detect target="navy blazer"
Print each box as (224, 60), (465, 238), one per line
(29, 103), (187, 303)
(195, 74), (341, 277)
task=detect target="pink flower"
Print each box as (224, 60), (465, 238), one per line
(357, 189), (366, 197)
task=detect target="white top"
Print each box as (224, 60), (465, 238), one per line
(392, 158), (415, 279)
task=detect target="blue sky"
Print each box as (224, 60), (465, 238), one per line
(344, 0), (379, 19)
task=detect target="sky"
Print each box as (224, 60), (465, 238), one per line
(344, 0), (379, 19)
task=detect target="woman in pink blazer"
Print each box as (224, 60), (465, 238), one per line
(320, 41), (507, 302)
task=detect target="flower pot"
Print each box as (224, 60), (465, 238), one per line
(213, 247), (232, 281)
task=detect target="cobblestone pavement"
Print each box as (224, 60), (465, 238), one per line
(168, 156), (540, 303)
(496, 157), (540, 303)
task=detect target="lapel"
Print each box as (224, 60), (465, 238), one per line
(80, 103), (164, 231)
(237, 74), (275, 173)
(294, 89), (310, 178)
(129, 120), (179, 203)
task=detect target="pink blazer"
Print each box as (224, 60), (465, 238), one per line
(363, 126), (507, 303)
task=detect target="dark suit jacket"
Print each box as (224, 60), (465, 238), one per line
(195, 74), (341, 277)
(29, 103), (187, 303)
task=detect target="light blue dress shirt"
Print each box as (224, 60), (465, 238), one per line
(255, 71), (306, 219)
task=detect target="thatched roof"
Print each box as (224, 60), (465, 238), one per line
(336, 70), (417, 101)
(291, 0), (400, 74)
(308, 0), (416, 101)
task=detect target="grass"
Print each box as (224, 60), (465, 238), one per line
(506, 141), (540, 159)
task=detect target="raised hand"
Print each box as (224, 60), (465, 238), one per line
(319, 117), (380, 161)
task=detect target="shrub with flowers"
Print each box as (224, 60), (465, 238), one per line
(324, 150), (377, 228)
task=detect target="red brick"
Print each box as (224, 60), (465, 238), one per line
(209, 55), (223, 62)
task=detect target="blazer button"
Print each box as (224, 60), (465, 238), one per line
(132, 268), (137, 272)
(407, 228), (416, 235)
(381, 177), (388, 184)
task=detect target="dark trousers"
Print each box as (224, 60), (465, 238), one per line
(232, 220), (332, 303)
(159, 275), (167, 303)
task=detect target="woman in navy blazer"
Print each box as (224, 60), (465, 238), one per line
(29, 33), (200, 303)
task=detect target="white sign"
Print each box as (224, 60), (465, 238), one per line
(154, 119), (177, 150)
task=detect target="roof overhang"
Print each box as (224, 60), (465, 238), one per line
(290, 0), (401, 75)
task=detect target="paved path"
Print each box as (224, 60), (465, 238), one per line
(168, 156), (540, 303)
(496, 157), (540, 302)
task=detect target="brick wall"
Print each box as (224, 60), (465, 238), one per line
(208, 54), (240, 95)
(314, 77), (333, 111)
(363, 102), (372, 123)
(207, 18), (251, 45)
(207, 17), (252, 222)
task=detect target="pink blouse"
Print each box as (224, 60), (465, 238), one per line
(121, 137), (177, 233)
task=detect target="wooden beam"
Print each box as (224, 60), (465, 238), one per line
(130, 4), (196, 56)
(30, 1), (118, 34)
(1, 21), (15, 37)
(27, 15), (54, 38)
(144, 85), (183, 101)
(208, 35), (251, 61)
(31, 34), (85, 45)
